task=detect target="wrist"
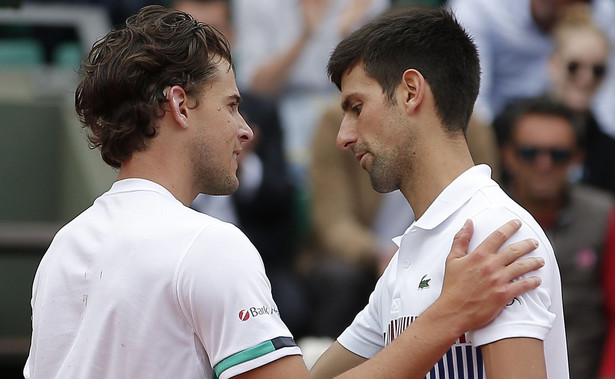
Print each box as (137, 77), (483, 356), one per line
(424, 297), (467, 342)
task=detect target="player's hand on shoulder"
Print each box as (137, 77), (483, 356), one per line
(439, 219), (544, 332)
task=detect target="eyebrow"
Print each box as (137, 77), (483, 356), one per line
(340, 92), (358, 113)
(228, 93), (242, 104)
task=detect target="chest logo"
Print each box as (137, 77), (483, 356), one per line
(418, 274), (431, 289)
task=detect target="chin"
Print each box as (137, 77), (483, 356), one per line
(202, 178), (239, 196)
(369, 176), (398, 194)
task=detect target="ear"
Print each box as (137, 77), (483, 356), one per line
(167, 85), (189, 129)
(400, 69), (425, 115)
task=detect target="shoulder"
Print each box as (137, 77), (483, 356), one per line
(188, 220), (259, 261)
(467, 199), (553, 256)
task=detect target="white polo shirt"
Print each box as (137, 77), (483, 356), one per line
(24, 179), (301, 379)
(338, 165), (569, 378)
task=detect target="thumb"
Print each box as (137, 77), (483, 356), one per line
(448, 219), (474, 260)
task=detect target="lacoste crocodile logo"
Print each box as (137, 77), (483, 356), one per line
(419, 274), (431, 289)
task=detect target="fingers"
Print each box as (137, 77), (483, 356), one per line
(495, 238), (540, 266)
(448, 219), (474, 260)
(504, 276), (543, 303)
(491, 242), (544, 308)
(472, 219), (522, 257)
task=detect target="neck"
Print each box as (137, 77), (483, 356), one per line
(118, 151), (197, 207)
(401, 132), (475, 219)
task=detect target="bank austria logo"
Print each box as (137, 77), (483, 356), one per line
(238, 310), (250, 321)
(238, 305), (279, 322)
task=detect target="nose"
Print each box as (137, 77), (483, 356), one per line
(336, 116), (357, 150)
(238, 114), (253, 143)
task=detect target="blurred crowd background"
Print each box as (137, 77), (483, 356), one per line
(1, 0), (615, 378)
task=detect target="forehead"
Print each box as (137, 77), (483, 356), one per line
(203, 59), (238, 95)
(340, 64), (384, 102)
(514, 114), (575, 143)
(559, 30), (609, 57)
(341, 64), (378, 89)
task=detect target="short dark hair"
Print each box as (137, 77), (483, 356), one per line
(493, 96), (584, 148)
(327, 7), (480, 133)
(75, 5), (232, 168)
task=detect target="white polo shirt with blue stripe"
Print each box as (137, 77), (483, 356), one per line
(337, 165), (569, 378)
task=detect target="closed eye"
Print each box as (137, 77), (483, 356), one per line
(228, 94), (242, 112)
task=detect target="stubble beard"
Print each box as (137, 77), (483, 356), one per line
(192, 139), (239, 196)
(199, 165), (238, 195)
(368, 153), (400, 194)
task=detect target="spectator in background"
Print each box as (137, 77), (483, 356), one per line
(172, 0), (311, 338)
(496, 96), (615, 379)
(546, 3), (615, 194)
(449, 0), (615, 167)
(232, 0), (389, 185)
(171, 0), (233, 43)
(301, 103), (413, 339)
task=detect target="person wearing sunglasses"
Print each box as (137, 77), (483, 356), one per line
(496, 96), (615, 379)
(548, 4), (609, 114)
(547, 3), (615, 197)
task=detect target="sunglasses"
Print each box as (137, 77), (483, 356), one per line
(515, 146), (574, 164)
(567, 61), (607, 80)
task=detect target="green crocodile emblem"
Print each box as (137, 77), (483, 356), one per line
(419, 274), (431, 289)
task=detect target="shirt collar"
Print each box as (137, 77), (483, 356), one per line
(393, 165), (497, 247)
(107, 178), (179, 203)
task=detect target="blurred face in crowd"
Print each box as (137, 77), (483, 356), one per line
(502, 113), (582, 201)
(549, 27), (609, 112)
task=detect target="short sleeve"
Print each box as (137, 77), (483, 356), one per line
(467, 207), (557, 346)
(175, 223), (301, 378)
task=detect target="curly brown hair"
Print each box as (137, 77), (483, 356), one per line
(75, 5), (233, 168)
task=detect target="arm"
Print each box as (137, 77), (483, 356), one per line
(481, 338), (546, 378)
(311, 219), (544, 378)
(235, 355), (309, 379)
(243, 0), (328, 96)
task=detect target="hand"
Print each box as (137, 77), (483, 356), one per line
(435, 219), (543, 336)
(338, 0), (373, 37)
(301, 0), (330, 36)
